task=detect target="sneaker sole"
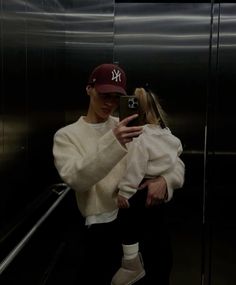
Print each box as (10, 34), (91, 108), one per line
(111, 270), (146, 285)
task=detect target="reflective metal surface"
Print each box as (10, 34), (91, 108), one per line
(0, 1), (236, 284)
(207, 4), (236, 285)
(0, 0), (114, 225)
(114, 3), (211, 284)
(0, 184), (70, 275)
(114, 3), (211, 148)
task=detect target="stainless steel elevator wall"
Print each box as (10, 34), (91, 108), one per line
(114, 4), (211, 283)
(0, 0), (66, 233)
(0, 1), (236, 284)
(0, 0), (115, 232)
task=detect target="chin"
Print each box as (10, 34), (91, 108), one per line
(101, 111), (111, 118)
(97, 113), (110, 122)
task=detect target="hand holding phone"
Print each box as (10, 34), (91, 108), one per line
(119, 96), (142, 126)
(113, 113), (143, 146)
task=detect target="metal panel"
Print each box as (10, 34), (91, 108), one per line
(209, 3), (236, 285)
(25, 0), (66, 195)
(0, 0), (116, 281)
(0, 0), (28, 230)
(0, 0), (69, 237)
(114, 3), (212, 284)
(2, 1), (236, 284)
(62, 0), (115, 118)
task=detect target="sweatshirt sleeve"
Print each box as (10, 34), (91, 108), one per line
(53, 128), (127, 193)
(162, 156), (185, 202)
(118, 140), (149, 199)
(118, 127), (184, 200)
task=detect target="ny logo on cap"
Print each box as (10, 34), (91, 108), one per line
(111, 69), (122, 82)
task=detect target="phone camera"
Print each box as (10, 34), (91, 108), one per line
(128, 98), (139, 109)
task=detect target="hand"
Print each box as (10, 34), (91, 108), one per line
(113, 114), (143, 146)
(117, 195), (130, 208)
(139, 176), (168, 207)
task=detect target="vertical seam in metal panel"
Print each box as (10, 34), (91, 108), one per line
(201, 1), (221, 285)
(24, 0), (29, 185)
(113, 0), (117, 65)
(208, 4), (221, 285)
(0, 0), (4, 154)
(201, 2), (214, 285)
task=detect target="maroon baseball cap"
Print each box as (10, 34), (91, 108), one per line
(88, 63), (127, 95)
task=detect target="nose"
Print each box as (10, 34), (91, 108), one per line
(105, 96), (119, 105)
(104, 101), (116, 110)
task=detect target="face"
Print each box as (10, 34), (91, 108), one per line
(86, 86), (120, 123)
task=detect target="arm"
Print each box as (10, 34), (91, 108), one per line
(162, 156), (185, 201)
(118, 127), (184, 200)
(118, 139), (149, 200)
(139, 156), (185, 206)
(53, 115), (142, 193)
(53, 129), (127, 193)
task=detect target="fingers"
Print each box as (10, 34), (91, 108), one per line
(145, 192), (165, 207)
(146, 195), (152, 207)
(146, 197), (164, 207)
(120, 127), (143, 141)
(118, 200), (130, 208)
(118, 114), (143, 137)
(117, 195), (130, 208)
(113, 115), (143, 146)
(120, 202), (129, 208)
(138, 180), (149, 190)
(119, 114), (139, 127)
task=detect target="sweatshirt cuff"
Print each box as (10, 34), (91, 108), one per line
(161, 174), (174, 202)
(118, 189), (135, 200)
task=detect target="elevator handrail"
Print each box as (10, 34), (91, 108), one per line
(0, 183), (71, 275)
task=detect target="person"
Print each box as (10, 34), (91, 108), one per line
(111, 87), (184, 285)
(52, 63), (185, 285)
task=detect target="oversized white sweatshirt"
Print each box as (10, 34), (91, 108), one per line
(118, 124), (184, 201)
(53, 116), (185, 217)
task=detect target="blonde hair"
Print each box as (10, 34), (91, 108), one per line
(134, 87), (167, 128)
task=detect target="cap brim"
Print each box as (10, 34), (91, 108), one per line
(95, 84), (126, 96)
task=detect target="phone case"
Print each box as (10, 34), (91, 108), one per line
(119, 96), (142, 126)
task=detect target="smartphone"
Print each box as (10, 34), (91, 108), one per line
(119, 96), (142, 126)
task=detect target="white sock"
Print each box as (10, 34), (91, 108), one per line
(122, 243), (139, 260)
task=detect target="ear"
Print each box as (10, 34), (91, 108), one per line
(86, 85), (93, 96)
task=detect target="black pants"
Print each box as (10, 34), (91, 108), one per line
(117, 188), (173, 285)
(79, 219), (122, 285)
(117, 188), (151, 244)
(78, 189), (172, 285)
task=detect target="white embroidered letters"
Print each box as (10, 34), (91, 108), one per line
(111, 69), (122, 82)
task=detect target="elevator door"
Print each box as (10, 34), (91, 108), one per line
(114, 3), (211, 284)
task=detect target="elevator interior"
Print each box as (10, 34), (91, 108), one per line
(0, 1), (236, 284)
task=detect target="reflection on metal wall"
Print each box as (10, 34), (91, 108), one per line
(114, 3), (211, 149)
(0, 0), (115, 231)
(62, 0), (115, 115)
(114, 3), (211, 284)
(0, 0), (29, 232)
(0, 1), (236, 285)
(208, 4), (236, 285)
